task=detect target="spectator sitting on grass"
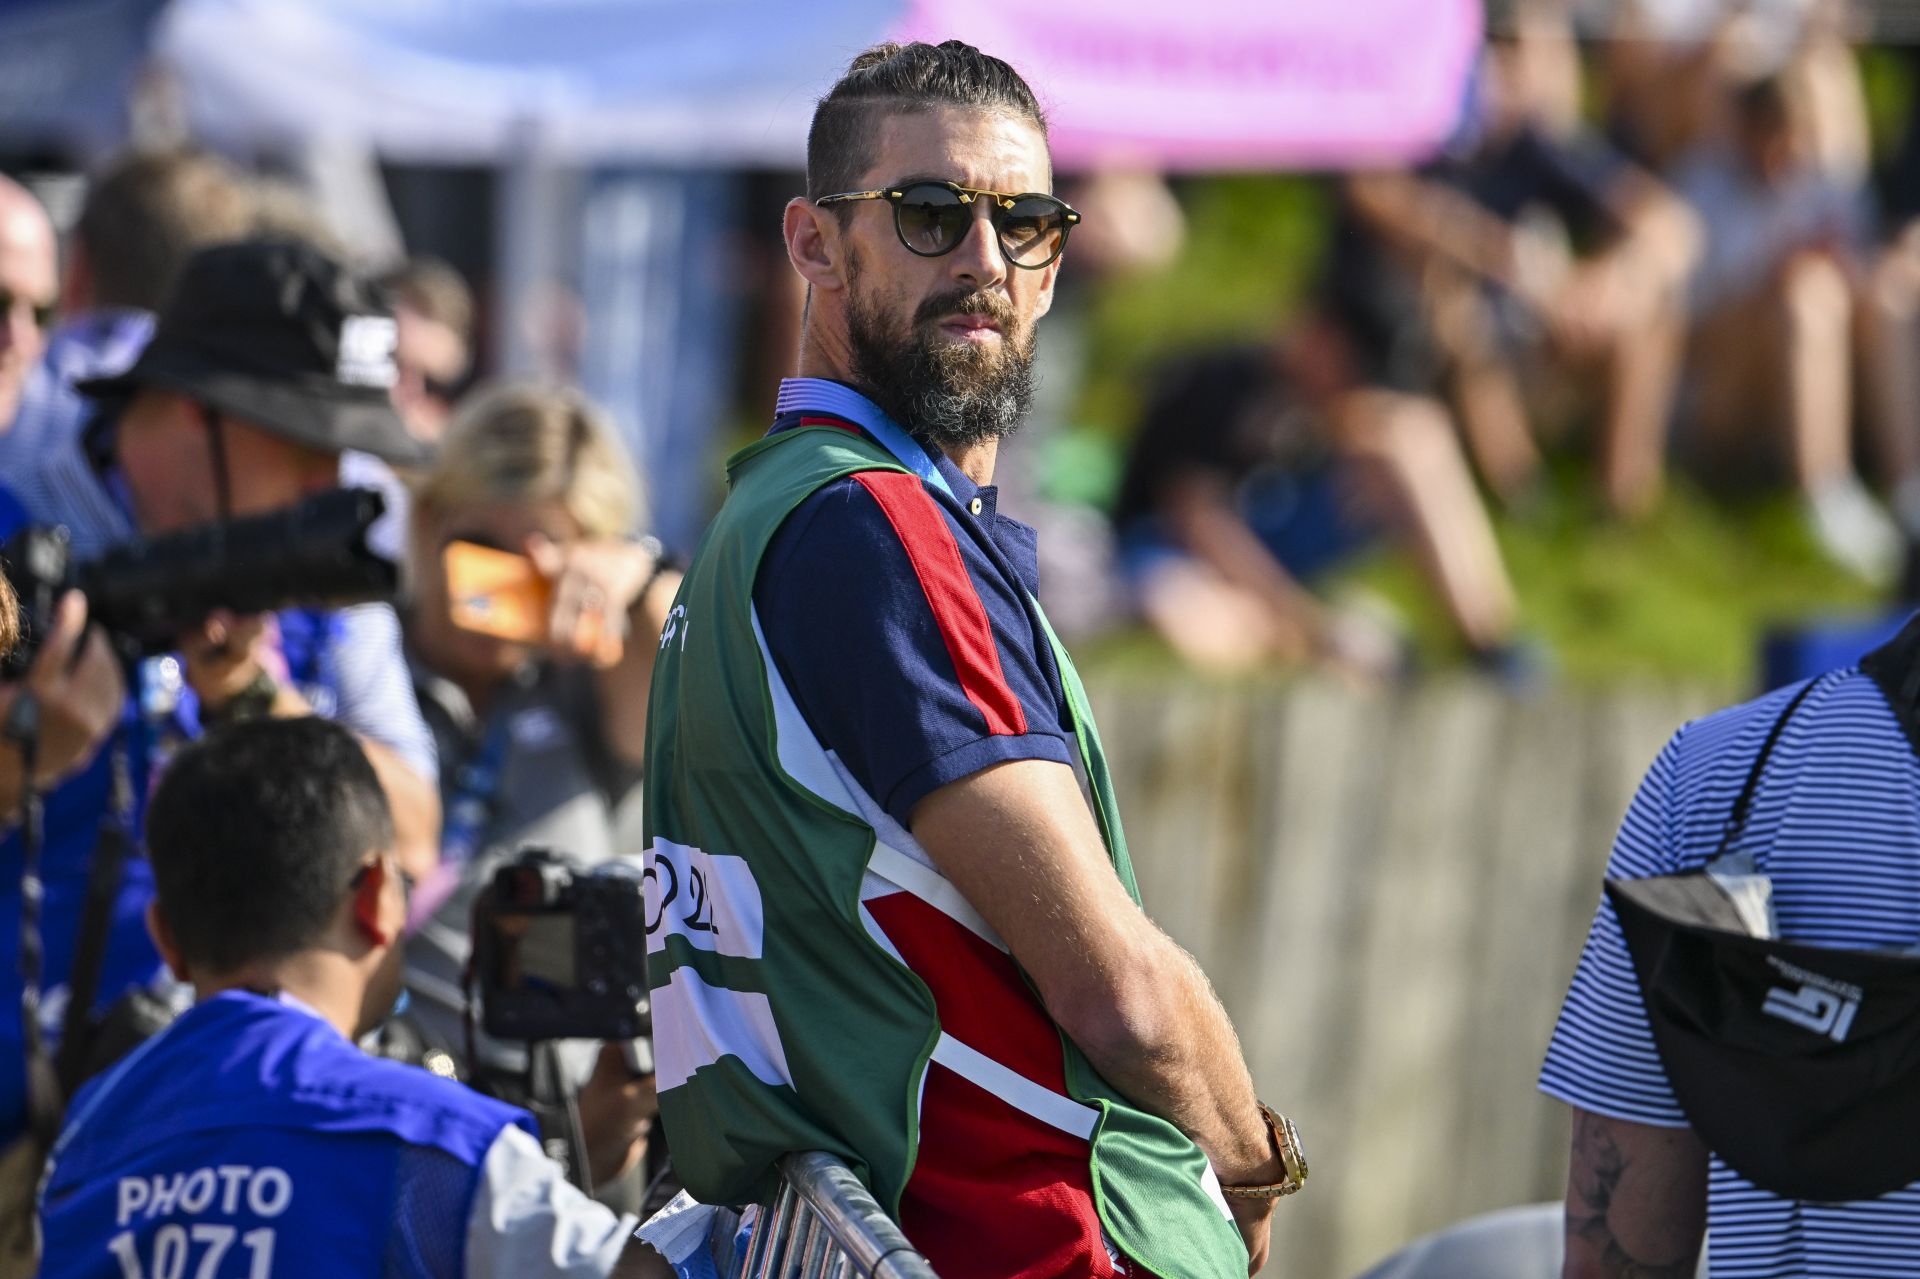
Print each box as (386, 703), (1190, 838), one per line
(1112, 342), (1526, 680)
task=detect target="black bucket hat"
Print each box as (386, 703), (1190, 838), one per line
(77, 238), (434, 468)
(1610, 873), (1920, 1203)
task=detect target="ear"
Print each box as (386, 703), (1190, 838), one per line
(351, 858), (398, 949)
(145, 900), (189, 984)
(784, 197), (847, 294)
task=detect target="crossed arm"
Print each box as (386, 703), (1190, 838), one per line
(911, 758), (1282, 1273)
(1562, 1106), (1708, 1279)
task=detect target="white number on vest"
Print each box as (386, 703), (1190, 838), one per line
(107, 1226), (275, 1279)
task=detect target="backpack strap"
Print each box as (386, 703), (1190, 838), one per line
(1717, 676), (1824, 857)
(1859, 611), (1920, 762)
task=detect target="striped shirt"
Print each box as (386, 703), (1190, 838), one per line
(1541, 662), (1920, 1277)
(0, 309), (152, 480)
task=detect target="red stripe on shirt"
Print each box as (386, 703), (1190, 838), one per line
(797, 415), (862, 434)
(851, 470), (1028, 737)
(865, 891), (1110, 1279)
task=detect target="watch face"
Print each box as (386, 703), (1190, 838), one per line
(1275, 1111), (1308, 1188)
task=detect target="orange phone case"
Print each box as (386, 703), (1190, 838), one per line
(445, 541), (551, 644)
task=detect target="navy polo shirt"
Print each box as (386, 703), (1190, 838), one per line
(752, 379), (1077, 828)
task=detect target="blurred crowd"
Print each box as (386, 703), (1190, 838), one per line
(1098, 0), (1920, 684)
(3, 8), (1919, 1272)
(10, 1), (1920, 705)
(0, 150), (676, 1250)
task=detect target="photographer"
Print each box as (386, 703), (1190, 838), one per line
(37, 716), (656, 1276)
(0, 239), (443, 1151)
(400, 384), (673, 1206)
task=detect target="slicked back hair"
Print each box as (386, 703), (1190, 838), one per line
(806, 41), (1050, 206)
(145, 717), (395, 974)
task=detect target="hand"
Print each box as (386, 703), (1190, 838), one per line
(1543, 260), (1627, 351)
(179, 610), (275, 713)
(528, 536), (657, 668)
(577, 1041), (658, 1187)
(1226, 1195), (1274, 1276)
(0, 591), (124, 797)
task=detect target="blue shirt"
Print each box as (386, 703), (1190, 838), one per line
(40, 991), (556, 1278)
(0, 309), (152, 478)
(0, 443), (437, 1142)
(752, 379), (1077, 828)
(1542, 662), (1920, 1277)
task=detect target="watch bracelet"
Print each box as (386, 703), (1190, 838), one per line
(1219, 1102), (1308, 1199)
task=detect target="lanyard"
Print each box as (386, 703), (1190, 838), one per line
(821, 410), (955, 501)
(441, 708), (515, 869)
(407, 705), (514, 933)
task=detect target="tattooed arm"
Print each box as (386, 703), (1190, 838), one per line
(1563, 1107), (1709, 1279)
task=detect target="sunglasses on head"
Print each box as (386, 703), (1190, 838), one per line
(0, 287), (54, 333)
(816, 180), (1081, 270)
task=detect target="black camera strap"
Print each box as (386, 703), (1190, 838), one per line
(5, 691), (60, 1148)
(6, 671), (139, 1144)
(52, 748), (135, 1094)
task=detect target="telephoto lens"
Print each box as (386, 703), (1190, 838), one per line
(0, 487), (397, 671)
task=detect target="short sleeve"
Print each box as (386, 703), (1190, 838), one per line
(1538, 728), (1692, 1127)
(464, 1125), (637, 1279)
(329, 604), (439, 783)
(754, 472), (1076, 827)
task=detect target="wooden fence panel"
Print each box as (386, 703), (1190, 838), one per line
(1085, 674), (1720, 1279)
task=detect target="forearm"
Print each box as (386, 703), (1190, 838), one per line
(1068, 930), (1274, 1183)
(1348, 172), (1519, 283)
(1563, 1108), (1707, 1279)
(358, 737), (442, 882)
(912, 761), (1279, 1186)
(1170, 490), (1328, 647)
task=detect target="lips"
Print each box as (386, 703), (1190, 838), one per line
(940, 312), (1002, 336)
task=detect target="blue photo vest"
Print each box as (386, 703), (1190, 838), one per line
(38, 991), (535, 1277)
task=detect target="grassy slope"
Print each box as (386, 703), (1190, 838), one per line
(1064, 177), (1883, 688)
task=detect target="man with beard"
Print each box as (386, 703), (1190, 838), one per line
(640, 41), (1302, 1279)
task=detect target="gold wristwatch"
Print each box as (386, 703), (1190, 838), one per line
(1219, 1102), (1308, 1200)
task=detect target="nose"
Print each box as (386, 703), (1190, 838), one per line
(946, 198), (1009, 290)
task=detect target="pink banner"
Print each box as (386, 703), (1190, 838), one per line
(894, 0), (1483, 171)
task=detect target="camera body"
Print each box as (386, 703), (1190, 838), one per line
(472, 847), (651, 1047)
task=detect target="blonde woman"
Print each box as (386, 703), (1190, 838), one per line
(400, 383), (678, 1189)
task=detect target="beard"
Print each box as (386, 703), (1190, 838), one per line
(845, 254), (1037, 455)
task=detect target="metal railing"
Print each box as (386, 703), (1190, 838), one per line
(719, 1153), (939, 1279)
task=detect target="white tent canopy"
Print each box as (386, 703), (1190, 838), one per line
(156, 0), (905, 166)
